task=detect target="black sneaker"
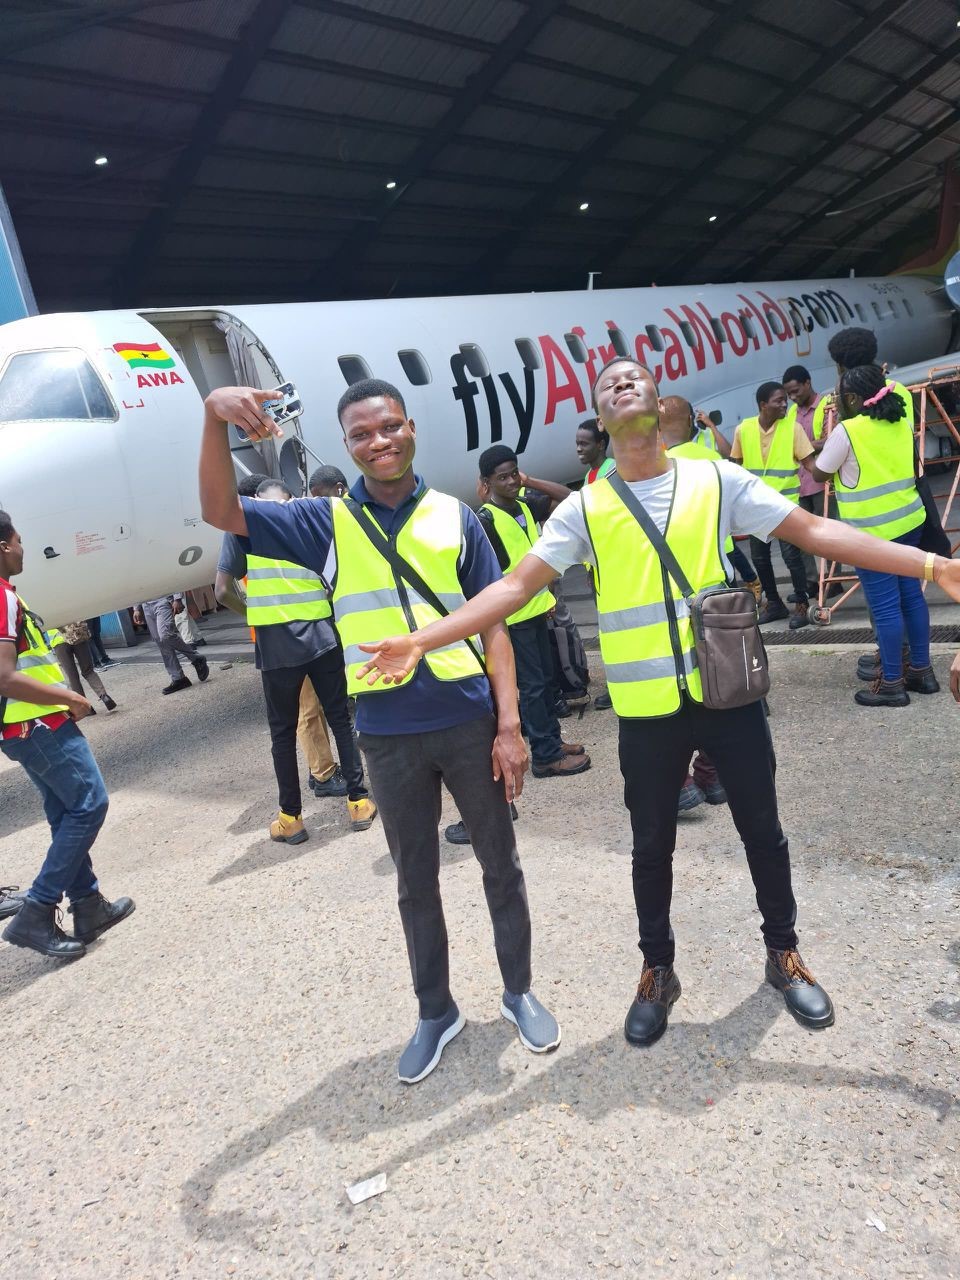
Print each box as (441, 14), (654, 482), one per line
(101, 695), (118, 712)
(310, 766), (350, 797)
(904, 665), (940, 695)
(701, 779), (727, 805)
(678, 779), (705, 812)
(624, 964), (682, 1046)
(757, 600), (789, 624)
(765, 948), (834, 1029)
(553, 697), (572, 719)
(788, 602), (810, 630)
(593, 690), (613, 710)
(444, 803), (519, 845)
(193, 655), (210, 682)
(162, 676), (191, 694)
(854, 677), (910, 708)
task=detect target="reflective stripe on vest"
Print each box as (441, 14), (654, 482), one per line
(2, 608), (69, 726)
(479, 499), (552, 625)
(330, 489), (484, 695)
(739, 416), (800, 501)
(833, 412), (924, 540)
(581, 459), (726, 718)
(245, 555), (332, 626)
(665, 442), (735, 554)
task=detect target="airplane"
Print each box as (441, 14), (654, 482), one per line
(0, 272), (956, 624)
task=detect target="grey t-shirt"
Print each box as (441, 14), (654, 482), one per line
(532, 459), (795, 577)
(218, 533), (338, 671)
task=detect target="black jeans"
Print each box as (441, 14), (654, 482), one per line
(260, 646), (366, 812)
(86, 616), (110, 665)
(509, 616), (564, 766)
(358, 714), (532, 1018)
(618, 696), (798, 968)
(749, 533), (809, 605)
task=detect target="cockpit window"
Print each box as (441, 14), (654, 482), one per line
(0, 349), (116, 423)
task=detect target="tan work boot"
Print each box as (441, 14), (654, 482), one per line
(348, 797), (378, 831)
(270, 811), (307, 844)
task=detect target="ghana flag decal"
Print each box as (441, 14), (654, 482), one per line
(113, 341), (176, 370)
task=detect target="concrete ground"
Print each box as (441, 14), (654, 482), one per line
(1, 645), (958, 1280)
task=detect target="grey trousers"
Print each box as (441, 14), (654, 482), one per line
(54, 641), (108, 702)
(142, 597), (198, 681)
(358, 714), (533, 1018)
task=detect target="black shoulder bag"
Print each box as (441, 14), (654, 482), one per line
(342, 498), (486, 673)
(913, 444), (952, 557)
(607, 472), (769, 710)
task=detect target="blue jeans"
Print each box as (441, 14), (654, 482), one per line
(509, 616), (564, 767)
(855, 525), (930, 681)
(0, 720), (108, 905)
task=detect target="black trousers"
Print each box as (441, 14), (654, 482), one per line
(260, 647), (366, 812)
(618, 696), (798, 968)
(509, 616), (564, 766)
(749, 533), (809, 605)
(359, 714), (532, 1018)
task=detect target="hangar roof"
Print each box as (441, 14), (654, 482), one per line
(3, 0), (960, 310)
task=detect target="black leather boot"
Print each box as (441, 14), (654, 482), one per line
(765, 948), (834, 1029)
(904, 665), (940, 695)
(69, 891), (136, 943)
(2, 897), (86, 959)
(624, 964), (682, 1046)
(854, 677), (909, 707)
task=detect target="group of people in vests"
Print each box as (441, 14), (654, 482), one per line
(197, 347), (959, 1083)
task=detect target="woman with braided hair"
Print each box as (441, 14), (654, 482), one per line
(812, 364), (937, 707)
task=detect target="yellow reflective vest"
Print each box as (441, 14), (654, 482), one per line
(581, 460), (727, 718)
(833, 412), (924, 541)
(330, 489), (485, 695)
(739, 416), (801, 503)
(245, 554), (332, 627)
(784, 396), (831, 441)
(479, 499), (553, 625)
(1, 604), (69, 727)
(666, 442), (736, 556)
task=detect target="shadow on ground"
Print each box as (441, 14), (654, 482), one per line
(181, 985), (956, 1247)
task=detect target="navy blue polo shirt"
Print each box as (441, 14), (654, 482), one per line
(240, 475), (501, 735)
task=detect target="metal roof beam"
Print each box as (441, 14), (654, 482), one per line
(596, 0), (933, 281)
(3, 0), (199, 57)
(111, 0), (295, 304)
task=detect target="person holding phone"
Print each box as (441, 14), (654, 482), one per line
(0, 510), (134, 960)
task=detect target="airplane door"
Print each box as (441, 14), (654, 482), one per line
(778, 295), (811, 357)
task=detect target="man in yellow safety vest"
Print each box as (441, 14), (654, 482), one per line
(199, 377), (561, 1084)
(0, 509), (134, 960)
(355, 357), (960, 1048)
(731, 381), (817, 629)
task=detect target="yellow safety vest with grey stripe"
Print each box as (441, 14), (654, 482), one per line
(1, 606), (69, 726)
(739, 416), (800, 503)
(479, 499), (552, 625)
(330, 489), (485, 695)
(784, 397), (831, 441)
(581, 460), (727, 718)
(245, 555), (332, 626)
(666, 441), (737, 557)
(833, 412), (924, 541)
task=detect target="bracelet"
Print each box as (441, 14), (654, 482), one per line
(924, 552), (936, 582)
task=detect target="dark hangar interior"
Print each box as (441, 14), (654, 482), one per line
(3, 0), (960, 311)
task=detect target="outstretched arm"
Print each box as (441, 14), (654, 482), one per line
(773, 507), (959, 595)
(358, 553), (558, 684)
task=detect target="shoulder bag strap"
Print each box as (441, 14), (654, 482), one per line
(343, 498), (486, 671)
(607, 472), (695, 600)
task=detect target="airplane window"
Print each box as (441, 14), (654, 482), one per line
(739, 311), (757, 340)
(678, 321), (697, 348)
(887, 299), (898, 319)
(564, 332), (589, 363)
(902, 298), (913, 318)
(0, 349), (116, 423)
(645, 325), (665, 353)
(515, 338), (541, 370)
(708, 318), (726, 344)
(337, 355), (373, 385)
(871, 302), (883, 321)
(855, 303), (868, 322)
(397, 349), (431, 386)
(458, 343), (490, 378)
(787, 306), (804, 335)
(607, 327), (629, 358)
(762, 305), (788, 340)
